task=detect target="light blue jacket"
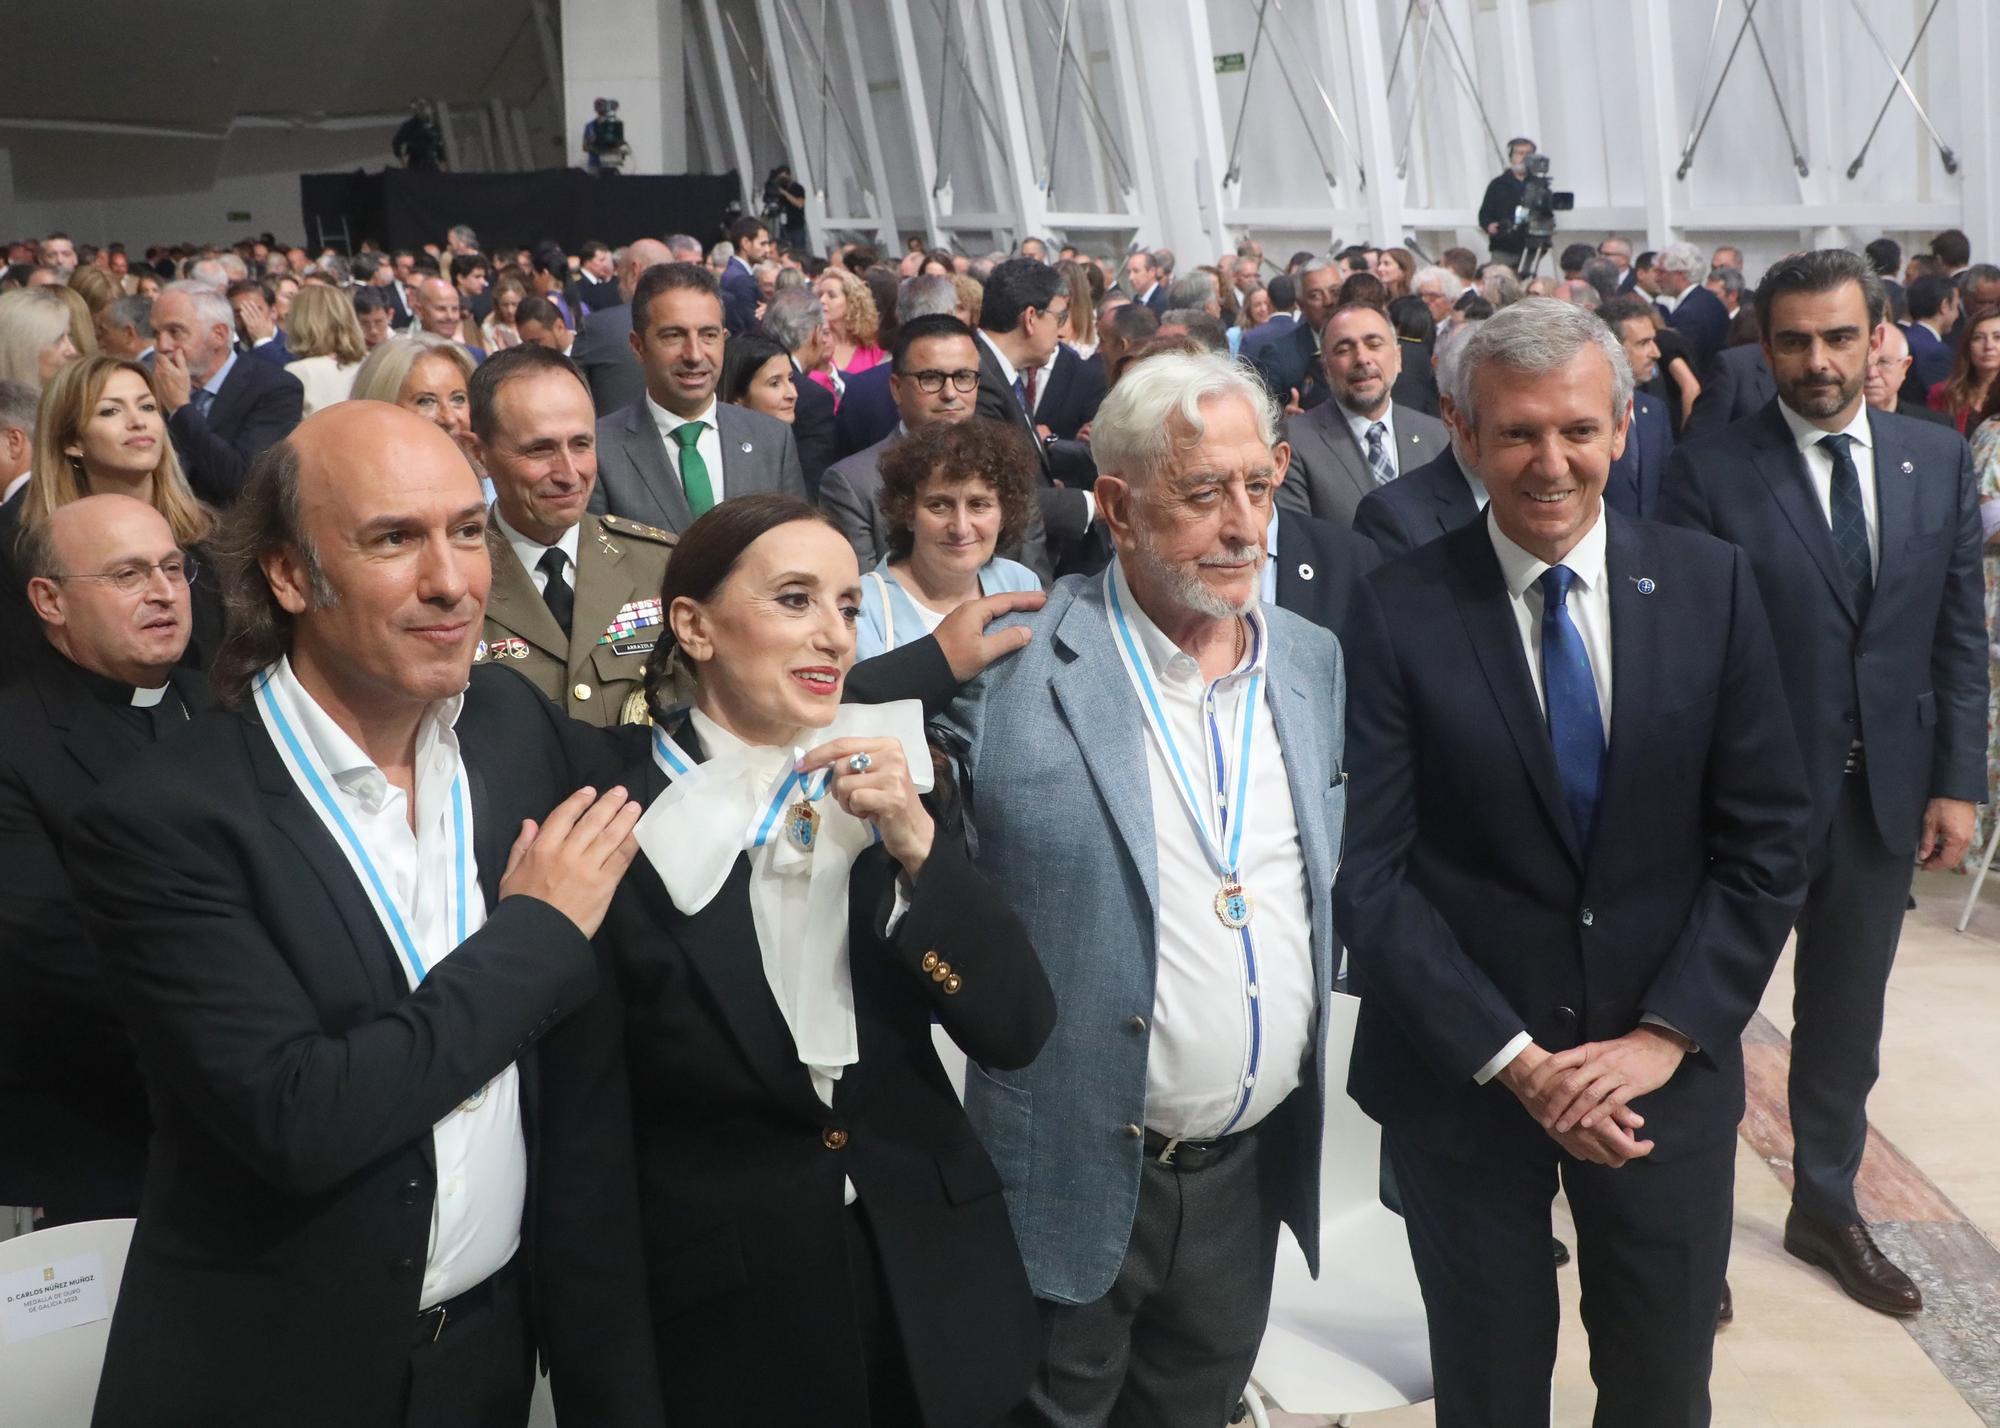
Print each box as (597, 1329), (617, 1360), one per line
(940, 568), (1346, 1305)
(855, 555), (1041, 660)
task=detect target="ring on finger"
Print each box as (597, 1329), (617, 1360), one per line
(846, 752), (873, 774)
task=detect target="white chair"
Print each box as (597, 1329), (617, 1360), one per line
(1246, 991), (1433, 1419)
(0, 1217), (135, 1428)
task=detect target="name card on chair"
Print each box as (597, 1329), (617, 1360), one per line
(0, 1251), (109, 1344)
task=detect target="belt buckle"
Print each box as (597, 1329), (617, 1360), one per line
(1156, 1136), (1181, 1167)
(418, 1303), (448, 1343)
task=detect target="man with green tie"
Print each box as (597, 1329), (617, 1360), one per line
(589, 262), (807, 531)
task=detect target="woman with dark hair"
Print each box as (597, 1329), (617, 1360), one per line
(719, 333), (798, 423)
(1930, 304), (2000, 433)
(856, 419), (1041, 658)
(1373, 246), (1417, 299)
(539, 493), (1053, 1427)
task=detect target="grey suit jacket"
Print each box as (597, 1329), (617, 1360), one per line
(942, 571), (1344, 1304)
(572, 302), (644, 416)
(588, 398), (807, 531)
(1278, 400), (1449, 526)
(819, 429), (1055, 584)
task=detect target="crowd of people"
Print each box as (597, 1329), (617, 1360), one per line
(0, 180), (1988, 1428)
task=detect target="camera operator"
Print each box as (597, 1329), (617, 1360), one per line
(392, 100), (446, 173)
(584, 97), (628, 175)
(763, 165), (807, 251)
(1479, 137), (1536, 265)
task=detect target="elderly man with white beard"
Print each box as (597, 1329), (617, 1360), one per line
(919, 348), (1346, 1427)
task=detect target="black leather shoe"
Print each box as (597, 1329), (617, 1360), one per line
(1717, 1278), (1732, 1329)
(1784, 1209), (1923, 1316)
(1553, 1236), (1571, 1267)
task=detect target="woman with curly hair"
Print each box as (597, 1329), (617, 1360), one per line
(811, 267), (887, 397)
(855, 417), (1041, 657)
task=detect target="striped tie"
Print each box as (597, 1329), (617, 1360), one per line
(1365, 422), (1396, 485)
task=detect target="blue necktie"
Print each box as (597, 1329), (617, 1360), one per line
(1012, 374), (1030, 416)
(1538, 565), (1605, 848)
(191, 387), (215, 421)
(1819, 433), (1874, 618)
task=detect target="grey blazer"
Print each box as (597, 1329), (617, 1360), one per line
(572, 302), (644, 416)
(1278, 400), (1450, 526)
(941, 572), (1345, 1305)
(819, 430), (1055, 584)
(589, 398), (807, 531)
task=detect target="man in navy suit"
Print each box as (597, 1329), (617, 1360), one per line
(1351, 446), (1483, 562)
(1657, 243), (1729, 379)
(1899, 275), (1959, 408)
(227, 280), (293, 367)
(1684, 342), (1776, 440)
(1659, 251), (1985, 1319)
(1339, 299), (1812, 1426)
(1599, 296), (1676, 518)
(1250, 258), (1341, 409)
(150, 281), (303, 505)
(720, 217), (769, 336)
(1127, 248), (1170, 316)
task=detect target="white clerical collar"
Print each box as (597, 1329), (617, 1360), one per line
(264, 655), (464, 815)
(1777, 397), (1873, 457)
(131, 683), (168, 708)
(1109, 555), (1268, 683)
(493, 504), (581, 583)
(1487, 504), (1609, 601)
(646, 392), (718, 437)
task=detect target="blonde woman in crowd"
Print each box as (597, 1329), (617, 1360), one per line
(0, 288), (81, 389)
(282, 284), (369, 416)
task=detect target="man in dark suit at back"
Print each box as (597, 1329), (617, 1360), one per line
(1030, 339), (1105, 441)
(1684, 341), (1776, 440)
(1266, 501), (1379, 634)
(150, 280), (302, 504)
(591, 263), (806, 533)
(973, 258), (1098, 567)
(1127, 248), (1170, 316)
(0, 496), (209, 1228)
(1339, 298), (1812, 1425)
(1598, 295), (1677, 518)
(1657, 242), (1730, 378)
(1866, 238), (1906, 322)
(1900, 274), (1959, 408)
(572, 239), (672, 416)
(720, 217), (770, 336)
(831, 274), (965, 458)
(1866, 322), (1954, 428)
(759, 287), (840, 496)
(1658, 250), (1986, 1319)
(68, 404), (659, 1428)
(1252, 257), (1341, 409)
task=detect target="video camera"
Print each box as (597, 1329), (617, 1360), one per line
(586, 98), (629, 174)
(1514, 154), (1574, 276)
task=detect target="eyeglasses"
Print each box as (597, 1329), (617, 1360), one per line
(53, 555), (198, 595)
(1038, 304), (1071, 326)
(904, 368), (981, 394)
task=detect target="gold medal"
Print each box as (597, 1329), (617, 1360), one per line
(785, 800), (820, 852)
(1214, 880), (1254, 929)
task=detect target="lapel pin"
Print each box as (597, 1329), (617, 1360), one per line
(1632, 576), (1656, 595)
(740, 441), (754, 453)
(1298, 562), (1315, 580)
(1900, 460), (1914, 474)
(473, 639), (488, 662)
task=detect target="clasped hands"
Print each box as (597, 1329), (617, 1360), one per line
(1496, 1025), (1692, 1168)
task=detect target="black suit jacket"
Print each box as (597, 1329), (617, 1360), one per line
(1658, 401), (1986, 853)
(68, 668), (651, 1428)
(791, 366), (840, 497)
(1667, 286), (1731, 378)
(1337, 514), (1811, 1156)
(1682, 343), (1775, 441)
(540, 730), (1054, 1427)
(0, 653), (209, 1214)
(1251, 320), (1319, 406)
(572, 300), (644, 416)
(166, 354), (304, 504)
(1604, 390), (1674, 520)
(1034, 343), (1106, 441)
(832, 361), (899, 458)
(1275, 507), (1380, 635)
(1897, 398), (1954, 427)
(1350, 448), (1482, 562)
(720, 259), (759, 336)
(1902, 322), (1953, 409)
(973, 334), (1094, 546)
(576, 275), (623, 315)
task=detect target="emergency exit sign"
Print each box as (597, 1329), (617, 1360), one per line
(1215, 53), (1245, 74)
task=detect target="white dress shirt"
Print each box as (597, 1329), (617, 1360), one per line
(1777, 399), (1880, 577)
(646, 393), (726, 505)
(1111, 561), (1315, 1141)
(977, 330), (1095, 525)
(495, 506), (580, 597)
(261, 657), (526, 1309)
(1341, 401), (1401, 477)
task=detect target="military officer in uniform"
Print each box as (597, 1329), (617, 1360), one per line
(469, 344), (675, 725)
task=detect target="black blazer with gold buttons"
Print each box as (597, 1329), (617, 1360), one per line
(538, 726), (1056, 1428)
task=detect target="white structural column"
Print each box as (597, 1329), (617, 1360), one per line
(558, 0), (686, 173)
(696, 0), (758, 214)
(977, 0), (1049, 244)
(834, 2), (900, 251)
(1795, 1), (1842, 249)
(1629, 0), (1679, 250)
(1955, 0), (1998, 262)
(882, 0), (947, 247)
(1494, 0), (1540, 153)
(752, 0), (827, 242)
(1175, 0), (1235, 251)
(1337, 0), (1403, 247)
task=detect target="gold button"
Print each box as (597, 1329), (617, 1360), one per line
(1123, 1123), (1143, 1139)
(942, 974), (962, 995)
(1129, 1015), (1147, 1032)
(822, 1127), (848, 1150)
(574, 683), (593, 701)
(921, 951), (940, 973)
(930, 961), (952, 983)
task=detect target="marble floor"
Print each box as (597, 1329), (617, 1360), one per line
(1283, 868), (2000, 1428)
